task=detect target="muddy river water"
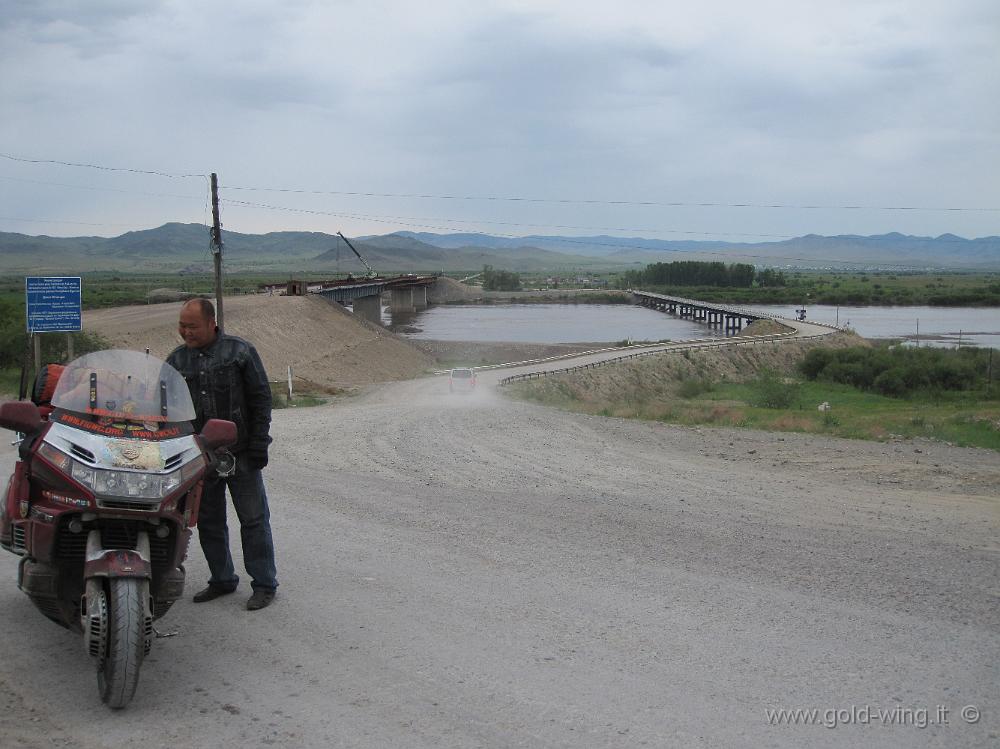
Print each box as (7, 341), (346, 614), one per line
(385, 303), (1000, 348)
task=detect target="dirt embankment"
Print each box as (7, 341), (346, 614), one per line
(426, 276), (483, 303)
(738, 318), (795, 336)
(83, 295), (435, 391)
(509, 331), (865, 414)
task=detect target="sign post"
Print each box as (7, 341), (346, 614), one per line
(25, 276), (82, 369)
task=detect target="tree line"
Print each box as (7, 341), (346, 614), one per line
(619, 261), (785, 289)
(482, 265), (522, 291)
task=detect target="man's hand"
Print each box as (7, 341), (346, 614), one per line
(246, 449), (268, 471)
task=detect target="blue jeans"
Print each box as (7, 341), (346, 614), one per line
(197, 454), (278, 593)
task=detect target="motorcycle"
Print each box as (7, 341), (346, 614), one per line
(0, 349), (236, 708)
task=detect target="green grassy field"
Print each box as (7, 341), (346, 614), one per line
(509, 340), (1000, 451)
(610, 270), (1000, 306)
(683, 380), (1000, 450)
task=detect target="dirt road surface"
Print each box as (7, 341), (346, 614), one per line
(1, 364), (998, 748)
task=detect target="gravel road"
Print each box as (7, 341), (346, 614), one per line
(1, 367), (997, 748)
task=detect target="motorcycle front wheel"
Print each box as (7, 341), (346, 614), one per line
(97, 578), (148, 709)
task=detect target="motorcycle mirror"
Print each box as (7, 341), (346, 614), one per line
(200, 418), (237, 451)
(0, 401), (42, 435)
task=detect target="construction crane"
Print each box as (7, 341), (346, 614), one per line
(337, 232), (378, 278)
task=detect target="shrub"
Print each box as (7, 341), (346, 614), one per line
(677, 377), (715, 399)
(798, 345), (993, 398)
(873, 368), (907, 397)
(748, 369), (800, 409)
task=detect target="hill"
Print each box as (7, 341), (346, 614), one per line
(1, 224), (998, 272)
(398, 231), (1000, 269)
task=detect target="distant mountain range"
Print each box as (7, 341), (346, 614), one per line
(396, 231), (1000, 269)
(0, 223), (997, 273)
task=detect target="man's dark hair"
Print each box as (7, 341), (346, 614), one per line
(185, 297), (216, 320)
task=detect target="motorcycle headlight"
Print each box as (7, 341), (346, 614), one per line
(40, 443), (202, 501)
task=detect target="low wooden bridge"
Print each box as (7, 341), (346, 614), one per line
(631, 290), (767, 332)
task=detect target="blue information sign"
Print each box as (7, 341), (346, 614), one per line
(26, 276), (82, 333)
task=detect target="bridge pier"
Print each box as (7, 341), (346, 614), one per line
(412, 285), (428, 309)
(632, 291), (762, 335)
(352, 294), (383, 324)
(391, 287), (415, 312)
(387, 286), (428, 311)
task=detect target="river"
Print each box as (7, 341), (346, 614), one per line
(384, 303), (1000, 348)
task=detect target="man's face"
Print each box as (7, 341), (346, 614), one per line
(178, 304), (216, 349)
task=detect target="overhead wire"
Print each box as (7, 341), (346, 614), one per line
(0, 152), (206, 180)
(218, 198), (981, 268)
(1, 151), (995, 268)
(0, 174), (205, 202)
(219, 197), (797, 241)
(222, 183), (999, 213)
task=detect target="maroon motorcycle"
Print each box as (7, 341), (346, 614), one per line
(0, 349), (236, 708)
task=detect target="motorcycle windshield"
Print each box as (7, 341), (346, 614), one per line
(50, 349), (196, 423)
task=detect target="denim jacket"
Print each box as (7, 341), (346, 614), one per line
(166, 333), (272, 454)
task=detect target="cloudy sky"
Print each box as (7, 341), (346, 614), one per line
(1, 0), (998, 243)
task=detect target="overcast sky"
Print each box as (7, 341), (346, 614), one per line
(1, 0), (998, 244)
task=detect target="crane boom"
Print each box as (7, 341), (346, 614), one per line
(337, 232), (377, 278)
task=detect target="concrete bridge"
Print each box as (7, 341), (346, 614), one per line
(310, 275), (437, 324)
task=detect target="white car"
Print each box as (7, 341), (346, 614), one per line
(449, 368), (476, 393)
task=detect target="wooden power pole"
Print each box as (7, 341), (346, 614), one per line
(210, 172), (225, 333)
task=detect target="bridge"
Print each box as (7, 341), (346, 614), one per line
(493, 292), (838, 387)
(631, 290), (765, 333)
(268, 275), (438, 324)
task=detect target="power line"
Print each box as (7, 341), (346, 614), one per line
(0, 215), (140, 228)
(3, 150), (995, 212)
(219, 198), (988, 268)
(220, 197), (997, 245)
(222, 183), (999, 213)
(0, 152), (206, 179)
(220, 197), (797, 241)
(0, 174), (205, 201)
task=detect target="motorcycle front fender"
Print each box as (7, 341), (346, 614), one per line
(83, 530), (152, 579)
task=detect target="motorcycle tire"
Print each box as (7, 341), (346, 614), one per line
(97, 578), (146, 709)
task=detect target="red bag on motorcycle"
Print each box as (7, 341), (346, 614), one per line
(32, 363), (65, 420)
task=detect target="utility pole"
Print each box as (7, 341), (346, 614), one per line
(210, 172), (225, 333)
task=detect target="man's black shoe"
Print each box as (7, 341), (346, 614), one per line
(246, 590), (275, 611)
(192, 586), (236, 603)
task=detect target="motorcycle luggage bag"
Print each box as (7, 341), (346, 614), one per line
(32, 363), (65, 420)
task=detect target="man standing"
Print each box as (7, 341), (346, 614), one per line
(167, 298), (278, 611)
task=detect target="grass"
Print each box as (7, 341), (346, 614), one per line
(619, 270), (1000, 306)
(0, 368), (26, 399)
(511, 373), (1000, 450)
(680, 381), (1000, 449)
(269, 382), (332, 409)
